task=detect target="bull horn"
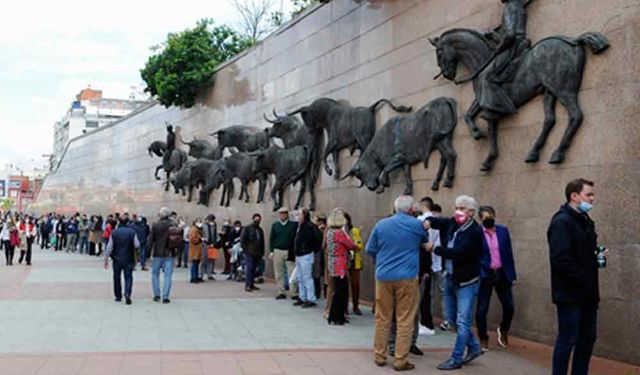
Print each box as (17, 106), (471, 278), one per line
(180, 137), (193, 146)
(263, 113), (277, 124)
(433, 71), (443, 80)
(428, 37), (439, 47)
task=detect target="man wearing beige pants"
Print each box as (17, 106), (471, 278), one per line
(269, 207), (298, 300)
(366, 196), (430, 371)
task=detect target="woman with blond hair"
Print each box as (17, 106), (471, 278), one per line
(326, 208), (356, 325)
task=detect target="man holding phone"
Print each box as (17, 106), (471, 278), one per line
(547, 178), (609, 375)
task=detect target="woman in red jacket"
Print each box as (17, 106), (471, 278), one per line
(326, 208), (356, 325)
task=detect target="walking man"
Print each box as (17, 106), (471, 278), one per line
(104, 217), (139, 305)
(476, 205), (517, 351)
(269, 207), (298, 300)
(149, 207), (177, 304)
(425, 195), (484, 371)
(366, 195), (429, 371)
(548, 179), (607, 375)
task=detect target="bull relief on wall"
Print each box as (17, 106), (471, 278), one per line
(147, 0), (608, 211)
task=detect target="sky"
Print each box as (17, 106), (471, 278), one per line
(0, 0), (292, 173)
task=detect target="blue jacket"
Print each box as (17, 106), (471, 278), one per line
(479, 224), (517, 283)
(130, 221), (150, 244)
(366, 212), (429, 281)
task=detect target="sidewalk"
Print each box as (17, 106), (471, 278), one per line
(0, 246), (636, 375)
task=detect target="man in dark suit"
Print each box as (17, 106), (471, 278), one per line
(240, 213), (265, 292)
(475, 206), (517, 351)
(104, 217), (140, 305)
(548, 178), (607, 375)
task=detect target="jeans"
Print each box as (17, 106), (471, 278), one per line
(552, 304), (597, 375)
(244, 253), (257, 289)
(151, 257), (174, 299)
(476, 268), (515, 341)
(295, 253), (316, 302)
(66, 234), (78, 252)
(138, 242), (147, 268)
(200, 243), (214, 277)
(443, 272), (458, 326)
(112, 261), (134, 300)
(191, 260), (201, 281)
(431, 271), (447, 322)
(449, 278), (481, 364)
(78, 235), (88, 254)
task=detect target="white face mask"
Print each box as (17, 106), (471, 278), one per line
(196, 222), (203, 228)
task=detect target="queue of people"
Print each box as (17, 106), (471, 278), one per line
(4, 177), (604, 374)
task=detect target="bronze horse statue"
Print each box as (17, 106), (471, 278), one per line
(430, 28), (609, 171)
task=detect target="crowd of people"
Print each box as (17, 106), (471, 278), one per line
(1, 178), (605, 374)
(365, 178), (605, 374)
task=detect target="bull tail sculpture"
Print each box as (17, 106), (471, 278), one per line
(369, 99), (413, 114)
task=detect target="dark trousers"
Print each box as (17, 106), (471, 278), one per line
(328, 276), (349, 324)
(419, 274), (434, 329)
(3, 240), (14, 265)
(552, 304), (597, 375)
(223, 247), (231, 273)
(41, 232), (49, 249)
(26, 237), (33, 264)
(476, 268), (515, 340)
(244, 253), (257, 289)
(55, 234), (63, 251)
(89, 241), (96, 255)
(349, 268), (361, 311)
(112, 261), (134, 300)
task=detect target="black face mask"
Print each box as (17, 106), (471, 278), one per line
(482, 218), (496, 229)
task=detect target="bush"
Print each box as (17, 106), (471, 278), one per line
(140, 19), (254, 108)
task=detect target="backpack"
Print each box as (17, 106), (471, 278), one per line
(166, 225), (183, 250)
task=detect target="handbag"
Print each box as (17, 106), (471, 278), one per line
(207, 246), (218, 260)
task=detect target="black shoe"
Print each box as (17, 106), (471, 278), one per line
(115, 298), (122, 302)
(251, 286), (260, 291)
(153, 296), (160, 302)
(275, 294), (286, 300)
(293, 300), (304, 306)
(125, 297), (132, 305)
(256, 277), (264, 284)
(462, 349), (483, 364)
(162, 298), (170, 304)
(301, 301), (317, 308)
(353, 308), (362, 315)
(437, 358), (462, 370)
(292, 296), (300, 301)
(409, 345), (424, 356)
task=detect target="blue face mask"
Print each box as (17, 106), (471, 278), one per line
(577, 201), (593, 213)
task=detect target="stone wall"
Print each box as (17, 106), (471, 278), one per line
(32, 0), (640, 364)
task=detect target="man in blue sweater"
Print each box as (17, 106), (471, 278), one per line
(366, 195), (429, 371)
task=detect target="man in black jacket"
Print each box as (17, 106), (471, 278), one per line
(104, 217), (140, 305)
(240, 213), (265, 292)
(425, 195), (484, 371)
(293, 209), (322, 308)
(548, 178), (607, 375)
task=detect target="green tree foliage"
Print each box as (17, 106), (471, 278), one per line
(140, 19), (254, 108)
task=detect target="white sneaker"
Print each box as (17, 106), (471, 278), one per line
(419, 325), (435, 336)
